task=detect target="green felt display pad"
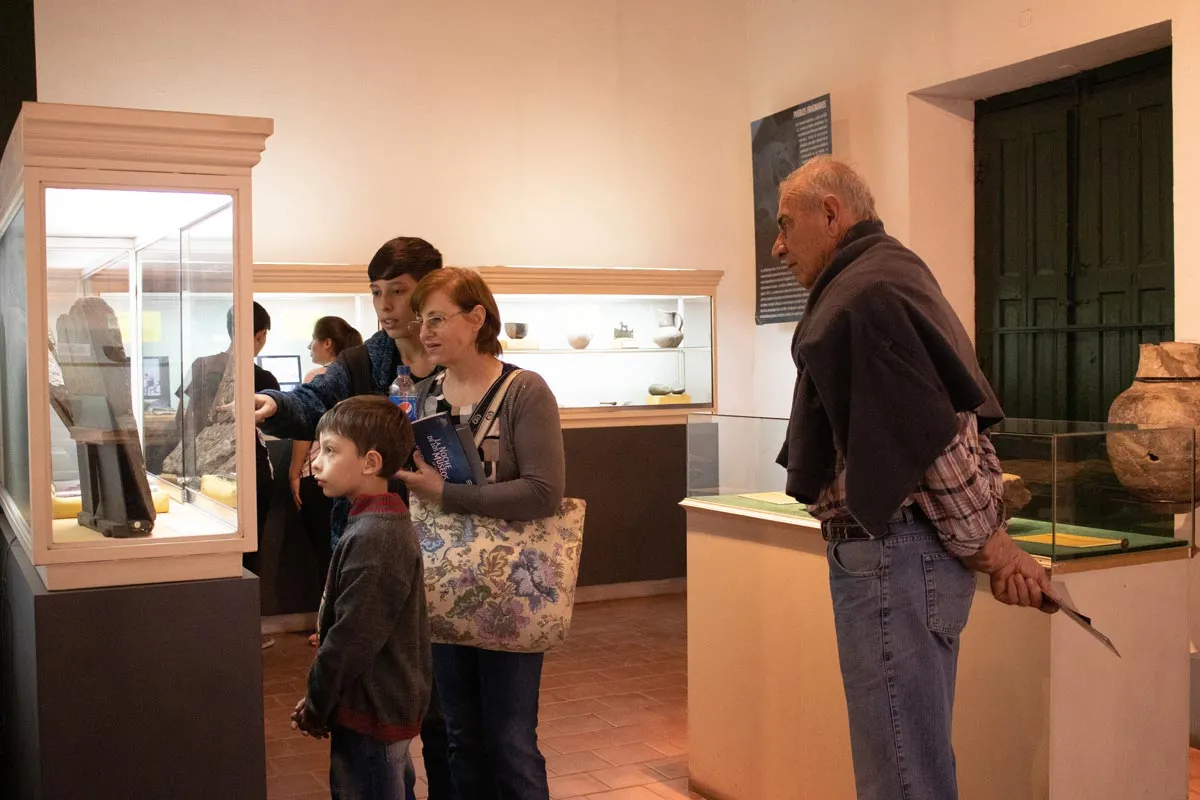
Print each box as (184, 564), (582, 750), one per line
(1005, 518), (1188, 561)
(687, 494), (815, 520)
(687, 495), (1188, 563)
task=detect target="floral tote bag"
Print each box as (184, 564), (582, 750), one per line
(410, 369), (586, 652)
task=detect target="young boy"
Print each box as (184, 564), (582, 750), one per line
(290, 395), (431, 800)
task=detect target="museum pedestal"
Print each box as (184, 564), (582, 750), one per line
(1, 519), (266, 800)
(684, 500), (1190, 800)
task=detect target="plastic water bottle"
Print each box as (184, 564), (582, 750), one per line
(388, 365), (418, 421)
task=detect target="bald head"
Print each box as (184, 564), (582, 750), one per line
(772, 156), (879, 289)
(780, 156), (878, 224)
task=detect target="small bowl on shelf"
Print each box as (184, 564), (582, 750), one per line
(566, 332), (593, 350)
(504, 322), (528, 340)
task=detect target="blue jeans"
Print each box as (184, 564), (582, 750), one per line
(406, 677), (452, 800)
(329, 725), (414, 800)
(432, 644), (548, 800)
(826, 522), (976, 800)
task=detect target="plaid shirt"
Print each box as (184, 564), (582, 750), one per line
(808, 411), (1005, 557)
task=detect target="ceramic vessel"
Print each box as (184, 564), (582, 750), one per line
(566, 332), (592, 350)
(653, 310), (684, 349)
(504, 322), (528, 340)
(1106, 342), (1200, 505)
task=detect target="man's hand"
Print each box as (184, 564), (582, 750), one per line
(254, 393), (278, 423)
(963, 530), (1057, 614)
(290, 697), (328, 739)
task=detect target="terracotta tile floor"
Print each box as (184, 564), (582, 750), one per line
(262, 594), (696, 800)
(265, 593), (1200, 799)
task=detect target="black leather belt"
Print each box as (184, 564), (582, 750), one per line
(820, 504), (926, 542)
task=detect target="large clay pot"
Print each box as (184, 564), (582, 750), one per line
(1106, 342), (1200, 505)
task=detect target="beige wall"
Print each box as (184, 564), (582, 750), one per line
(746, 0), (1200, 417)
(33, 0), (1200, 421)
(33, 0), (760, 412)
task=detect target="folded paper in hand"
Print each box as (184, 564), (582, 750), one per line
(412, 412), (487, 485)
(1045, 584), (1120, 658)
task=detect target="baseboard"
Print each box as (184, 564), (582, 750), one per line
(575, 577), (686, 603)
(261, 612), (317, 635)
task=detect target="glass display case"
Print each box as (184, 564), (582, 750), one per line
(684, 414), (1196, 568)
(990, 418), (1195, 566)
(684, 413), (815, 523)
(0, 102), (272, 589)
(254, 264), (723, 421)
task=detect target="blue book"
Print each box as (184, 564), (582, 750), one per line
(412, 412), (487, 485)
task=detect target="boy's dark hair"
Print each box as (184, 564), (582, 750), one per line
(367, 237), (443, 283)
(226, 301), (272, 339)
(315, 395), (415, 477)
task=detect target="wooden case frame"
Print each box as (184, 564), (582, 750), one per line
(0, 102), (273, 590)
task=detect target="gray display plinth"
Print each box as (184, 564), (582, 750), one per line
(1, 519), (266, 800)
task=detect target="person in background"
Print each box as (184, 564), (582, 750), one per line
(288, 316), (365, 647)
(398, 267), (565, 800)
(772, 156), (1056, 800)
(254, 237), (450, 800)
(175, 301), (278, 647)
(291, 395), (431, 800)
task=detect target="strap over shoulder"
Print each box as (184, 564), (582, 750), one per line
(470, 367), (524, 447)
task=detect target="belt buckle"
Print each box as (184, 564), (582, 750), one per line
(820, 519), (875, 542)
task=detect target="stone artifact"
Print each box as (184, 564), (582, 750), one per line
(1107, 342), (1200, 506)
(162, 351), (238, 480)
(1001, 472), (1032, 518)
(613, 322), (634, 340)
(55, 297), (156, 537)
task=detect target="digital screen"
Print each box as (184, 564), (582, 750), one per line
(142, 356), (170, 401)
(258, 354), (303, 389)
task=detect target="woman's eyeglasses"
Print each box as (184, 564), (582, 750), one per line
(408, 311), (466, 333)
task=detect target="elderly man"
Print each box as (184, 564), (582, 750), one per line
(773, 156), (1055, 800)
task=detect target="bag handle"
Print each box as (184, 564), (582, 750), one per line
(469, 368), (523, 448)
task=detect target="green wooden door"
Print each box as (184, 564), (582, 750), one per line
(975, 49), (1172, 422)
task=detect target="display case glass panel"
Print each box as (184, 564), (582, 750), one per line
(494, 293), (713, 409)
(253, 291), (376, 382)
(0, 205), (29, 523)
(990, 418), (1195, 564)
(253, 286), (716, 411)
(684, 413), (812, 521)
(43, 187), (239, 546)
(685, 414), (1197, 566)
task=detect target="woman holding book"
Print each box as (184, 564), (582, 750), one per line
(397, 267), (565, 800)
